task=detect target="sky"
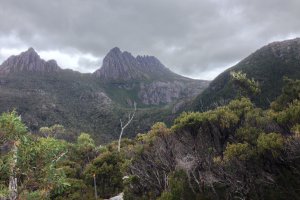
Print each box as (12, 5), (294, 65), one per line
(0, 0), (299, 80)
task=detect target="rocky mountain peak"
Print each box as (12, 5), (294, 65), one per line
(136, 55), (172, 74)
(94, 47), (180, 81)
(27, 47), (36, 53)
(0, 48), (61, 74)
(109, 47), (122, 54)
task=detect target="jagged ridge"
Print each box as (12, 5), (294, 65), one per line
(94, 47), (184, 81)
(0, 48), (61, 74)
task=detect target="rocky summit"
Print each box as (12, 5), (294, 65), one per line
(94, 47), (209, 105)
(94, 47), (178, 81)
(0, 48), (61, 74)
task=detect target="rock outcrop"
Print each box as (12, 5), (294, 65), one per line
(94, 47), (182, 81)
(94, 47), (210, 105)
(138, 80), (209, 105)
(0, 48), (61, 74)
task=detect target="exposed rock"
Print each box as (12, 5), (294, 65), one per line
(139, 80), (209, 105)
(135, 55), (175, 77)
(139, 81), (184, 105)
(94, 47), (210, 105)
(0, 48), (61, 74)
(94, 47), (145, 81)
(94, 47), (185, 81)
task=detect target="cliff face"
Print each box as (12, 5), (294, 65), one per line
(138, 80), (209, 105)
(0, 48), (61, 74)
(93, 47), (179, 81)
(94, 47), (209, 106)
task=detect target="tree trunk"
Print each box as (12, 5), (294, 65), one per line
(8, 142), (18, 200)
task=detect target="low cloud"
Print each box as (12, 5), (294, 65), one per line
(0, 0), (299, 79)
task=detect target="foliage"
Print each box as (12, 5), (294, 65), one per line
(157, 170), (196, 200)
(224, 142), (252, 161)
(275, 100), (300, 127)
(192, 42), (300, 111)
(0, 110), (27, 145)
(271, 78), (300, 111)
(257, 133), (284, 156)
(126, 77), (300, 200)
(0, 184), (9, 199)
(77, 132), (95, 150)
(1, 75), (300, 199)
(230, 71), (261, 97)
(19, 190), (48, 200)
(83, 151), (123, 198)
(0, 70), (185, 145)
(39, 124), (65, 138)
(291, 124), (300, 136)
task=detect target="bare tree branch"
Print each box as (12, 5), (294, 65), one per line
(118, 102), (136, 152)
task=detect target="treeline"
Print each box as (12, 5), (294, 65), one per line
(0, 73), (300, 200)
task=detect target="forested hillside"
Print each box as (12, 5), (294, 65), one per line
(1, 70), (299, 199)
(192, 38), (300, 111)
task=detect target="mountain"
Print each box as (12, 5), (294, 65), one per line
(94, 47), (209, 106)
(0, 47), (208, 143)
(94, 47), (176, 81)
(0, 48), (61, 74)
(192, 38), (300, 111)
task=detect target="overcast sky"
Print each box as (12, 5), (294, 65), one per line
(0, 0), (299, 79)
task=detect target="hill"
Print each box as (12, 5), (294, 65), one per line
(192, 38), (300, 111)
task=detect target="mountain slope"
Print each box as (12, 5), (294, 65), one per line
(94, 47), (209, 106)
(192, 38), (300, 111)
(0, 48), (208, 143)
(0, 47), (61, 74)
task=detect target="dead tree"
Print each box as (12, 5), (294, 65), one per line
(118, 102), (136, 152)
(8, 141), (18, 200)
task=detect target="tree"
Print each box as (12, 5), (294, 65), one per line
(39, 124), (65, 138)
(118, 102), (136, 152)
(230, 71), (261, 98)
(271, 78), (300, 111)
(16, 136), (70, 198)
(84, 151), (123, 198)
(0, 111), (71, 199)
(76, 133), (97, 164)
(0, 111), (27, 200)
(124, 122), (175, 199)
(77, 133), (95, 152)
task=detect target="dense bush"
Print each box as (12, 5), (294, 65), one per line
(1, 76), (299, 200)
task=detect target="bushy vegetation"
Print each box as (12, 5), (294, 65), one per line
(123, 76), (300, 200)
(193, 40), (300, 110)
(0, 74), (300, 199)
(0, 72), (176, 145)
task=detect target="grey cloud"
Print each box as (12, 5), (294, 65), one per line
(0, 0), (299, 79)
(77, 57), (101, 71)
